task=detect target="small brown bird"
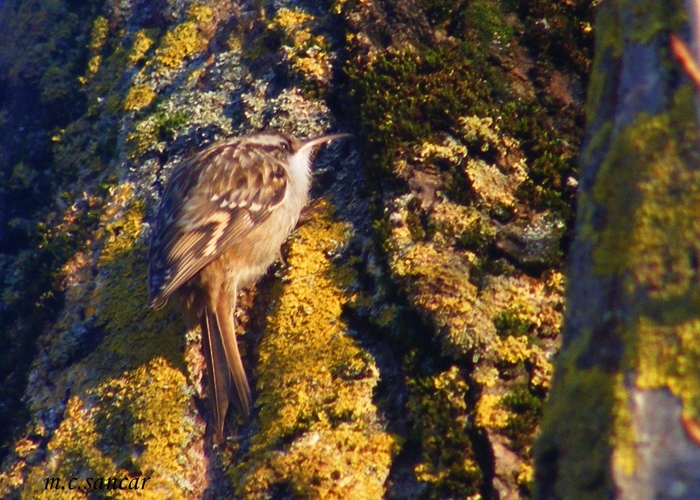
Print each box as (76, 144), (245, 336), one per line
(148, 131), (349, 442)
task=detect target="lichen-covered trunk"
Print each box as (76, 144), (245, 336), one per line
(0, 0), (592, 498)
(535, 1), (700, 498)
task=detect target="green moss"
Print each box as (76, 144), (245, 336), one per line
(347, 2), (584, 222)
(371, 218), (393, 255)
(454, 214), (494, 252)
(502, 384), (544, 455)
(406, 366), (482, 498)
(405, 206), (428, 241)
(341, 2), (582, 493)
(592, 0), (623, 60)
(347, 46), (496, 175)
(493, 310), (533, 338)
(463, 0), (514, 41)
(155, 109), (189, 140)
(535, 332), (618, 499)
(625, 0), (685, 45)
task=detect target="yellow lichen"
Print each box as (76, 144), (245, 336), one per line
(21, 358), (197, 500)
(459, 116), (500, 145)
(269, 8), (332, 84)
(545, 269), (566, 295)
(79, 55), (102, 85)
(126, 115), (161, 159)
(428, 201), (485, 243)
(186, 2), (215, 24)
(493, 335), (531, 365)
(415, 138), (468, 163)
(0, 459), (26, 493)
(465, 157), (523, 207)
(291, 47), (333, 83)
(517, 462), (534, 486)
(482, 274), (564, 338)
(235, 199), (397, 499)
(123, 84), (157, 112)
(89, 16), (109, 52)
(129, 30), (155, 65)
(155, 22), (199, 69)
(55, 182), (183, 370)
(635, 318), (700, 418)
(530, 347), (554, 390)
(270, 8), (315, 35)
(473, 365), (500, 388)
(187, 68), (205, 83)
(459, 115), (528, 207)
(154, 4), (216, 69)
(390, 239), (489, 353)
(475, 393), (510, 429)
(611, 372), (636, 479)
(18, 179), (200, 497)
(591, 91), (700, 300)
(582, 87), (700, 467)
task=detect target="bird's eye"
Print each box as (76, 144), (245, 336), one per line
(281, 141), (290, 152)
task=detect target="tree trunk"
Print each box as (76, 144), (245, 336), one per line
(535, 1), (700, 498)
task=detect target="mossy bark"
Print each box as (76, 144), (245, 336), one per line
(0, 0), (591, 498)
(535, 1), (700, 498)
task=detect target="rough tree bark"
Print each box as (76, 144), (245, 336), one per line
(535, 1), (700, 498)
(0, 0), (591, 498)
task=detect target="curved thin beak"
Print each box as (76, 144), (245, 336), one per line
(298, 133), (352, 155)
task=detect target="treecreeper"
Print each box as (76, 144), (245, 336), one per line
(147, 131), (350, 442)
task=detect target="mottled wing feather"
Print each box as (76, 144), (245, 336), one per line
(148, 139), (288, 307)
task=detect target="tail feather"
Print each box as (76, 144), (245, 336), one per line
(215, 290), (252, 418)
(200, 290), (252, 442)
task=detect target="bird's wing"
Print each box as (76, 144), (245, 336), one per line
(148, 139), (288, 307)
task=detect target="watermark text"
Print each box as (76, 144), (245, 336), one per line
(44, 476), (151, 491)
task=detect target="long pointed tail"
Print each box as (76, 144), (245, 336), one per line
(200, 291), (252, 442)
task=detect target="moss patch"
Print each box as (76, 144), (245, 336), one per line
(408, 366), (482, 498)
(535, 333), (620, 499)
